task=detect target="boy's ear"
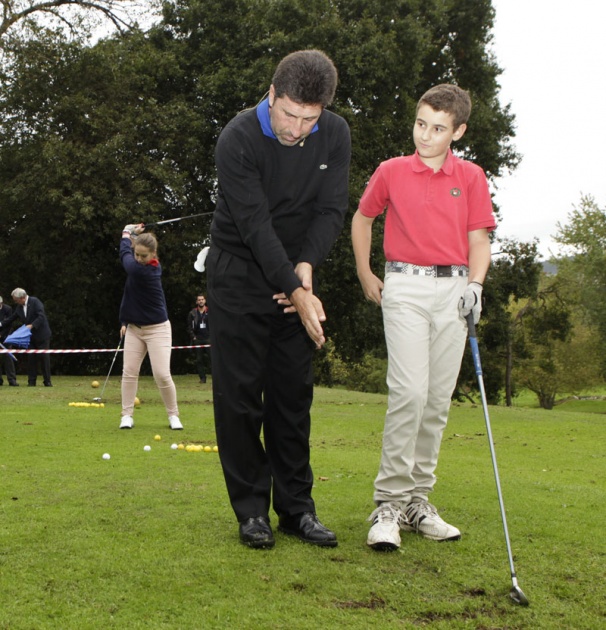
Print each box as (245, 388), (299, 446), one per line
(453, 123), (467, 141)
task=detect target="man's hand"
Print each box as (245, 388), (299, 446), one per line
(273, 261), (314, 314)
(288, 287), (326, 349)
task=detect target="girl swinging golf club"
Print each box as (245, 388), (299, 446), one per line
(118, 223), (183, 431)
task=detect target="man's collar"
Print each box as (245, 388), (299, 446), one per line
(256, 97), (320, 139)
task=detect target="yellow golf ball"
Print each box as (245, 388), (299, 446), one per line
(203, 446), (212, 452)
(177, 444), (185, 450)
(154, 435), (161, 441)
(134, 396), (141, 407)
(91, 380), (100, 388)
(213, 445), (219, 453)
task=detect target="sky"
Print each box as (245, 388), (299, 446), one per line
(489, 1), (606, 259)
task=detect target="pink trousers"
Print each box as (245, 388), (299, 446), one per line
(121, 320), (179, 417)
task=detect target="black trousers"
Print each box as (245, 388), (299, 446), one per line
(0, 351), (17, 384)
(193, 340), (211, 380)
(28, 337), (51, 385)
(209, 302), (316, 523)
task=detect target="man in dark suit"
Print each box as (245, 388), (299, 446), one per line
(0, 288), (52, 387)
(0, 295), (19, 386)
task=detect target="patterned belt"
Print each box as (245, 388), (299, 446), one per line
(385, 262), (469, 277)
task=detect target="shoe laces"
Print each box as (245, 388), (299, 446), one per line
(368, 502), (402, 525)
(405, 500), (439, 526)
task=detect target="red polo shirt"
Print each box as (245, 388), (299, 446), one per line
(359, 150), (496, 266)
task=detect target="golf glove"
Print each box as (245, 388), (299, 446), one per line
(194, 246), (210, 273)
(460, 281), (483, 324)
(123, 224), (138, 236)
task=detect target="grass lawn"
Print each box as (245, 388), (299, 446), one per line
(1, 376), (604, 629)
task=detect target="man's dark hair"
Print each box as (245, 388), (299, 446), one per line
(272, 50), (338, 107)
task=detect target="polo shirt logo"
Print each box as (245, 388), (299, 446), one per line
(319, 164), (328, 170)
(450, 187), (461, 197)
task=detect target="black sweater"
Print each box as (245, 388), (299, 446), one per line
(211, 102), (351, 297)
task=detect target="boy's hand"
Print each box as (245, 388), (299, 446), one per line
(460, 281), (483, 324)
(358, 271), (384, 306)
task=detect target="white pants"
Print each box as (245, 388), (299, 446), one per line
(374, 273), (468, 505)
(121, 320), (179, 417)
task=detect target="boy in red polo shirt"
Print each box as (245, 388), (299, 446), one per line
(352, 84), (496, 550)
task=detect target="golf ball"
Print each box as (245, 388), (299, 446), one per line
(171, 443), (178, 450)
(102, 453), (110, 460)
(154, 434), (161, 441)
(91, 380), (100, 388)
(143, 445), (151, 451)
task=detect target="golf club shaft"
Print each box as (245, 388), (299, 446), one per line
(97, 338), (123, 400)
(143, 212), (213, 228)
(0, 340), (17, 362)
(466, 314), (527, 600)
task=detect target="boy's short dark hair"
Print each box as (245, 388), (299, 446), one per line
(272, 49), (338, 107)
(417, 84), (472, 129)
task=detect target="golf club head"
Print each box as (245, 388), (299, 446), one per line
(92, 397), (102, 403)
(510, 586), (529, 606)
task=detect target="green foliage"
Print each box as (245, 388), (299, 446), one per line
(554, 195), (606, 375)
(0, 0), (518, 375)
(345, 353), (388, 394)
(458, 237), (544, 405)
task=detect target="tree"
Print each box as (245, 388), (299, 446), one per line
(0, 0), (159, 41)
(553, 194), (606, 375)
(458, 238), (543, 405)
(0, 0), (519, 375)
(514, 290), (599, 409)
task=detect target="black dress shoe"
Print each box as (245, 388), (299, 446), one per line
(9, 382), (18, 387)
(239, 516), (275, 549)
(44, 382), (53, 387)
(278, 512), (338, 547)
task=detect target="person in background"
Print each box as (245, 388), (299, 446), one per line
(0, 288), (52, 387)
(118, 224), (183, 431)
(207, 50), (351, 549)
(0, 295), (19, 386)
(187, 294), (211, 384)
(352, 84), (496, 551)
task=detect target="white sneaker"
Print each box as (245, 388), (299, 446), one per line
(119, 415), (134, 429)
(168, 415), (183, 430)
(366, 502), (403, 551)
(402, 499), (461, 541)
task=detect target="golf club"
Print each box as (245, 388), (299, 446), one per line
(143, 212), (214, 228)
(466, 313), (529, 607)
(0, 340), (17, 363)
(92, 338), (123, 403)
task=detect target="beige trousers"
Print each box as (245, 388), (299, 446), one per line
(374, 273), (468, 505)
(121, 320), (179, 417)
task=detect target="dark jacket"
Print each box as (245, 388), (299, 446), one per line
(1, 296), (52, 344)
(187, 307), (209, 343)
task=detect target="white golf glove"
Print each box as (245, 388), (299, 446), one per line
(460, 281), (483, 324)
(122, 224), (138, 236)
(194, 246), (210, 273)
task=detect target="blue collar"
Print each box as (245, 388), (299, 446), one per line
(256, 97), (320, 139)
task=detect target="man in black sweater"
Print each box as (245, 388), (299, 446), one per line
(207, 50), (351, 549)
